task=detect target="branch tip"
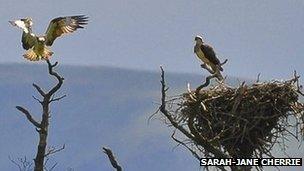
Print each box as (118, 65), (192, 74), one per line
(16, 106), (41, 128)
(102, 147), (122, 171)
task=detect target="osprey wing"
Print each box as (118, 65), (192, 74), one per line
(200, 44), (223, 71)
(45, 15), (88, 46)
(22, 32), (36, 50)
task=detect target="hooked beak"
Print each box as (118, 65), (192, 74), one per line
(9, 20), (16, 26)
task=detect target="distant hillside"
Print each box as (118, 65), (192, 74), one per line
(0, 64), (302, 171)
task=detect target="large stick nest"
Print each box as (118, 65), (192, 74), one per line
(171, 77), (304, 158)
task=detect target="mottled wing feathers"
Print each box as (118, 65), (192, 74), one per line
(200, 44), (223, 71)
(45, 15), (88, 46)
(22, 32), (36, 50)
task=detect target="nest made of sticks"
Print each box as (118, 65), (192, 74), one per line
(171, 78), (304, 158)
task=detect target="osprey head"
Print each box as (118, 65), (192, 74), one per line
(22, 17), (33, 27)
(9, 17), (33, 33)
(195, 35), (204, 43)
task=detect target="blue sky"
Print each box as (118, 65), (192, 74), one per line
(2, 0), (304, 80)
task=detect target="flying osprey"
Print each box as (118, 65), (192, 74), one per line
(9, 15), (88, 61)
(194, 35), (223, 80)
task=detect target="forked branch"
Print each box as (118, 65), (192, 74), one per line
(46, 60), (64, 96)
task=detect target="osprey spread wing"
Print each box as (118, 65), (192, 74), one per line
(9, 15), (88, 61)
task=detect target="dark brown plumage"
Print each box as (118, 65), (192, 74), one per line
(45, 15), (89, 46)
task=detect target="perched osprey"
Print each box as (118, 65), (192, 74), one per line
(194, 35), (223, 80)
(9, 15), (88, 61)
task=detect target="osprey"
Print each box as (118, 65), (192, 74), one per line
(9, 15), (88, 61)
(194, 35), (223, 80)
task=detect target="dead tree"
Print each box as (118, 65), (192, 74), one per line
(16, 60), (66, 171)
(156, 66), (304, 171)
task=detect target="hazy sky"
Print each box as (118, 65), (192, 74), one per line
(1, 1), (304, 170)
(1, 0), (304, 80)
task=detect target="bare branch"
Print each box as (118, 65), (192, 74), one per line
(43, 157), (58, 171)
(195, 75), (217, 95)
(293, 70), (304, 97)
(16, 106), (41, 128)
(102, 147), (122, 171)
(46, 60), (64, 96)
(171, 131), (200, 160)
(50, 95), (67, 103)
(48, 163), (58, 171)
(220, 59), (228, 66)
(33, 83), (46, 97)
(51, 61), (58, 68)
(44, 144), (65, 157)
(8, 156), (22, 171)
(9, 156), (33, 171)
(32, 96), (42, 104)
(159, 66), (196, 140)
